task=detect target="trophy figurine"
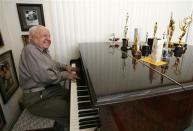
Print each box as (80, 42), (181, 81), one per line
(167, 13), (175, 48)
(121, 12), (129, 51)
(174, 15), (192, 57)
(178, 15), (192, 46)
(153, 22), (158, 38)
(148, 22), (158, 53)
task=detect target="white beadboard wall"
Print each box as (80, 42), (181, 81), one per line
(50, 0), (193, 63)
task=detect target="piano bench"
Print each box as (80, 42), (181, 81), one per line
(11, 109), (55, 131)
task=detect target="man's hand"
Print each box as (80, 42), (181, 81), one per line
(67, 72), (79, 81)
(66, 65), (79, 73)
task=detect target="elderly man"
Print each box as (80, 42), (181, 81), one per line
(19, 25), (77, 130)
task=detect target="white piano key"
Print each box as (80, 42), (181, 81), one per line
(70, 63), (98, 131)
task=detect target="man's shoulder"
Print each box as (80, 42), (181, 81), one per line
(25, 43), (36, 49)
(22, 43), (39, 55)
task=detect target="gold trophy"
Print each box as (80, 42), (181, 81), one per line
(167, 13), (175, 48)
(178, 15), (192, 46)
(132, 28), (141, 59)
(174, 15), (192, 57)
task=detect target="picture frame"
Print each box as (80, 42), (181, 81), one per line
(16, 3), (45, 31)
(21, 35), (29, 46)
(0, 50), (19, 104)
(0, 31), (4, 47)
(0, 104), (6, 130)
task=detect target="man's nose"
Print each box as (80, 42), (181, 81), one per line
(46, 37), (51, 41)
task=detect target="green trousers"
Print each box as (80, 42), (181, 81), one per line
(23, 84), (69, 126)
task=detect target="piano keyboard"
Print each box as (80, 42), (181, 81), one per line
(70, 62), (100, 131)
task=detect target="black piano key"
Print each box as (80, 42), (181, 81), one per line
(78, 97), (90, 102)
(77, 89), (88, 92)
(79, 119), (100, 126)
(77, 86), (88, 90)
(78, 102), (91, 107)
(79, 123), (101, 129)
(79, 109), (98, 115)
(78, 91), (89, 96)
(79, 117), (100, 122)
(79, 111), (98, 117)
(77, 82), (87, 86)
(78, 105), (92, 110)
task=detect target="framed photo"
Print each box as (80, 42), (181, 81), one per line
(16, 3), (45, 31)
(0, 104), (6, 130)
(21, 35), (29, 46)
(0, 50), (19, 104)
(0, 31), (4, 47)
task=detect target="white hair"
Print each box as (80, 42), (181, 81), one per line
(28, 25), (46, 42)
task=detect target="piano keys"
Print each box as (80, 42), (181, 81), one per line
(70, 60), (101, 131)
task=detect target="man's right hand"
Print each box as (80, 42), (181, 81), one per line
(67, 72), (79, 81)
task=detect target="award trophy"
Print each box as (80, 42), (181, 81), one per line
(162, 32), (172, 60)
(174, 15), (192, 57)
(132, 28), (141, 59)
(121, 13), (129, 51)
(141, 32), (150, 56)
(178, 15), (192, 46)
(109, 33), (120, 48)
(148, 22), (158, 53)
(166, 13), (175, 48)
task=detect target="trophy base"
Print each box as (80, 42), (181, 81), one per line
(132, 50), (142, 59)
(174, 46), (184, 57)
(121, 38), (130, 51)
(141, 45), (150, 56)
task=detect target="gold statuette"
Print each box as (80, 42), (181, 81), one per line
(167, 13), (175, 48)
(178, 15), (192, 45)
(133, 34), (140, 52)
(132, 34), (141, 59)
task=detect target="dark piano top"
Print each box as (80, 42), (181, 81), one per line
(80, 42), (193, 106)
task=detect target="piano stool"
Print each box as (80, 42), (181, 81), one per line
(11, 109), (55, 131)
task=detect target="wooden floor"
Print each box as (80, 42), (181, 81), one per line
(99, 90), (193, 131)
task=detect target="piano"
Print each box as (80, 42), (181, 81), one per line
(70, 59), (100, 131)
(70, 42), (193, 131)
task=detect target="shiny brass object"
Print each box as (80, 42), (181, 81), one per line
(178, 15), (192, 46)
(133, 34), (140, 51)
(132, 34), (141, 59)
(167, 13), (175, 48)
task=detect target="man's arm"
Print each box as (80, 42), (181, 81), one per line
(26, 50), (69, 84)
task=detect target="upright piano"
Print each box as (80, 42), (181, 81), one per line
(70, 42), (193, 131)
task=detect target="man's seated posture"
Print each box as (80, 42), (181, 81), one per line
(19, 25), (77, 131)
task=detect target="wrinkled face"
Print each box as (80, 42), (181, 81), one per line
(32, 27), (51, 49)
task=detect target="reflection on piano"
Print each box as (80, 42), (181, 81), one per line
(69, 43), (193, 131)
(70, 59), (101, 131)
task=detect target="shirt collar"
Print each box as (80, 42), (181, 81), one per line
(30, 42), (49, 54)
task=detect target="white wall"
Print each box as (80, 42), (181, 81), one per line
(0, 0), (54, 130)
(50, 0), (193, 63)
